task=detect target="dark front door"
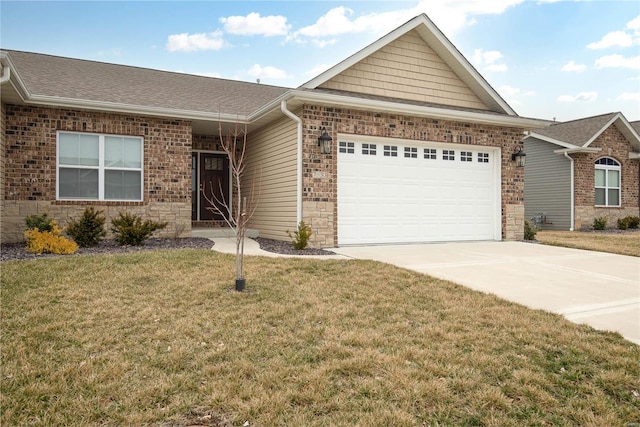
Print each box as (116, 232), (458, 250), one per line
(192, 152), (229, 221)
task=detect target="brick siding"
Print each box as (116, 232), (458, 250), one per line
(301, 104), (526, 247)
(573, 125), (640, 229)
(2, 104), (193, 242)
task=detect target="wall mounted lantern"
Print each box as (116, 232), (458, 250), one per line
(512, 149), (526, 168)
(317, 127), (332, 154)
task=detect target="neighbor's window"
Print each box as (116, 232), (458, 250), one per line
(57, 131), (143, 201)
(594, 157), (620, 207)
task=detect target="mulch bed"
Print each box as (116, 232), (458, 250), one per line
(0, 237), (334, 262)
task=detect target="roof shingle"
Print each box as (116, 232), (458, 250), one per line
(6, 50), (290, 116)
(532, 112), (618, 146)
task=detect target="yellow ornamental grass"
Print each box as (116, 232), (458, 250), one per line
(24, 223), (78, 255)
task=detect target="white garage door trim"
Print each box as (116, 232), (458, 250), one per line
(337, 134), (502, 245)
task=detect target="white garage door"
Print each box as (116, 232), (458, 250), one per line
(337, 136), (501, 245)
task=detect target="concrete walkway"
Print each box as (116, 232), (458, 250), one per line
(208, 236), (348, 260)
(331, 242), (640, 345)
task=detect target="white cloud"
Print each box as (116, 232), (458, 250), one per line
(595, 54), (640, 69)
(473, 49), (502, 64)
(498, 85), (534, 97)
(617, 92), (640, 101)
(561, 60), (587, 72)
(557, 92), (598, 103)
(291, 0), (525, 46)
(247, 64), (290, 80)
(498, 85), (521, 96)
(166, 31), (225, 52)
(472, 49), (507, 72)
(297, 7), (393, 38)
(220, 12), (289, 37)
(626, 15), (640, 31)
(312, 39), (338, 48)
(588, 15), (640, 50)
(587, 30), (633, 49)
(485, 63), (508, 72)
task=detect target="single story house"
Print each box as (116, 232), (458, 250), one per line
(524, 112), (640, 230)
(1, 14), (549, 247)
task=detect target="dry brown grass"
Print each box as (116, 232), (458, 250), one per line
(2, 250), (639, 426)
(536, 230), (640, 257)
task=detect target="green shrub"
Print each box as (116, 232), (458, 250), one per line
(623, 216), (639, 229)
(24, 223), (78, 255)
(524, 220), (537, 241)
(617, 217), (630, 230)
(286, 220), (313, 250)
(67, 207), (107, 247)
(593, 216), (607, 230)
(110, 212), (167, 246)
(24, 213), (55, 232)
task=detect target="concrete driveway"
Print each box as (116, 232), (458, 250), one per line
(332, 242), (640, 345)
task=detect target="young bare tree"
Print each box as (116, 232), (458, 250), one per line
(202, 120), (259, 291)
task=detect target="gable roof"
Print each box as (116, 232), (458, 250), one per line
(1, 13), (550, 132)
(526, 112), (640, 154)
(300, 14), (516, 116)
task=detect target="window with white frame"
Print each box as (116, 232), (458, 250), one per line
(57, 131), (143, 201)
(594, 157), (620, 207)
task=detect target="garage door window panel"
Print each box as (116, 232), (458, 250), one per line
(362, 143), (377, 155)
(424, 148), (437, 159)
(339, 141), (355, 154)
(384, 145), (398, 157)
(478, 152), (490, 163)
(443, 150), (455, 161)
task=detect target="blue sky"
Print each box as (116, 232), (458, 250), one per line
(1, 0), (639, 122)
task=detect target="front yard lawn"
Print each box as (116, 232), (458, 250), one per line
(2, 250), (638, 426)
(536, 230), (640, 257)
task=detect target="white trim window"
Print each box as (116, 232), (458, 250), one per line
(57, 131), (143, 201)
(594, 157), (620, 207)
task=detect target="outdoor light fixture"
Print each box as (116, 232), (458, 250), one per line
(512, 149), (526, 168)
(317, 127), (332, 154)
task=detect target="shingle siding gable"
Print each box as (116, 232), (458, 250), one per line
(318, 31), (489, 111)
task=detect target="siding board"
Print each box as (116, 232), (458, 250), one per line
(524, 138), (572, 230)
(244, 115), (298, 240)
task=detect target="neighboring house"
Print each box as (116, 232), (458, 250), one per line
(1, 14), (547, 247)
(524, 112), (640, 230)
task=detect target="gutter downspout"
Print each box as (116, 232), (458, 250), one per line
(564, 152), (575, 231)
(280, 100), (303, 224)
(0, 63), (10, 84)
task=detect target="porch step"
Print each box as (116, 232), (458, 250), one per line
(191, 228), (259, 239)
